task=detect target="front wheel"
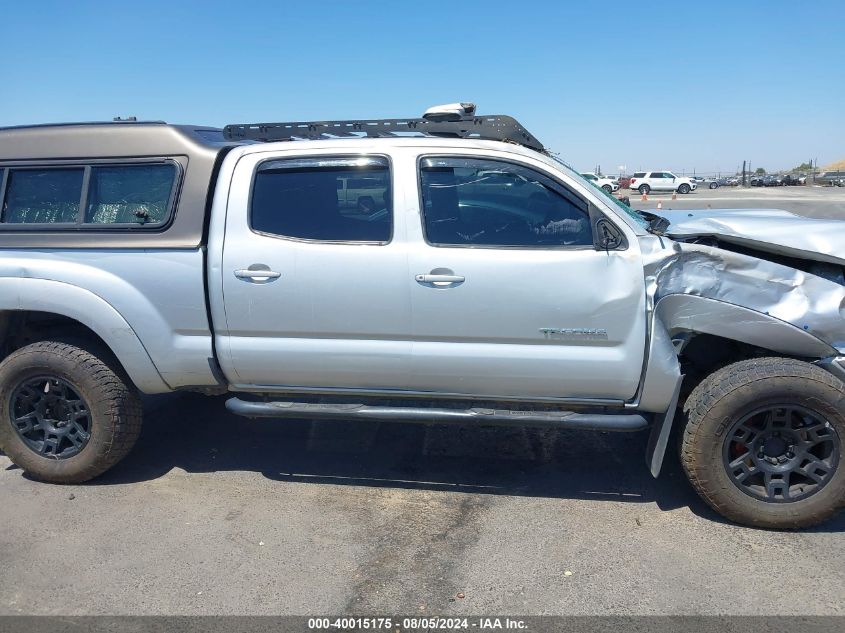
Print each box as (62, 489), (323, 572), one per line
(677, 183), (691, 194)
(0, 341), (142, 484)
(681, 358), (844, 528)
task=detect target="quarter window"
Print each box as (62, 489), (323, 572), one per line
(0, 162), (178, 228)
(2, 168), (83, 224)
(250, 156), (391, 242)
(419, 157), (592, 247)
(85, 164), (176, 225)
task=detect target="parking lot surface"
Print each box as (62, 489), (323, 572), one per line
(1, 186), (844, 616)
(627, 182), (845, 219)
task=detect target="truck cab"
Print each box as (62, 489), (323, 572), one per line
(0, 105), (843, 529)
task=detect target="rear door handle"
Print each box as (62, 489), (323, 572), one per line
(415, 273), (465, 286)
(234, 267), (281, 282)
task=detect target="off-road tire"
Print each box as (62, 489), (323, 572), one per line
(638, 184), (650, 195)
(681, 357), (845, 528)
(0, 341), (142, 483)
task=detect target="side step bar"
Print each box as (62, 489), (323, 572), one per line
(225, 398), (649, 432)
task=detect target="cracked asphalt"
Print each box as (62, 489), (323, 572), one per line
(1, 186), (844, 616)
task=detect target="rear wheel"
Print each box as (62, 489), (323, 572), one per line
(709, 181), (719, 189)
(678, 183), (691, 194)
(601, 184), (612, 193)
(638, 184), (650, 195)
(0, 341), (142, 484)
(681, 358), (845, 528)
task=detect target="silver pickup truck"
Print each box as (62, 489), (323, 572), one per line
(0, 103), (843, 528)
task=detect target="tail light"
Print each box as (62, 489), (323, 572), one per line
(630, 178), (637, 184)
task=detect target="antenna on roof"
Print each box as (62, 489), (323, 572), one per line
(113, 116), (137, 122)
(422, 102), (477, 122)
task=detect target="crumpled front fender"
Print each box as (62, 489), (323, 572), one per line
(641, 236), (845, 354)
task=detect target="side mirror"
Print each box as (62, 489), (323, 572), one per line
(595, 218), (624, 250)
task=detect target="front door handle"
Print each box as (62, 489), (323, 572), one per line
(234, 265), (281, 282)
(415, 273), (465, 287)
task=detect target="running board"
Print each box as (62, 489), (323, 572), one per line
(225, 398), (649, 431)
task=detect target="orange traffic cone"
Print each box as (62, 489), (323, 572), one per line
(671, 192), (677, 200)
(641, 191), (648, 201)
(657, 201), (663, 211)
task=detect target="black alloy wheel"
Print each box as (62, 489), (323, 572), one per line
(10, 376), (93, 459)
(722, 405), (839, 503)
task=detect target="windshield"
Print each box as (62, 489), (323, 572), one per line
(549, 155), (650, 229)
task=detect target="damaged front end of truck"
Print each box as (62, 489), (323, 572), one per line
(640, 207), (845, 483)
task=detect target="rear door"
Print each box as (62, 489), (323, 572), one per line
(650, 172), (671, 190)
(405, 154), (647, 401)
(217, 151), (412, 391)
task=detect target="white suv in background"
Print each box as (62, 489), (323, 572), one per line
(580, 172), (620, 193)
(629, 171), (697, 195)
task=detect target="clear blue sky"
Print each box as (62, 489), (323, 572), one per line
(1, 0), (843, 174)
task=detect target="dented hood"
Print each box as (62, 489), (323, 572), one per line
(658, 208), (845, 266)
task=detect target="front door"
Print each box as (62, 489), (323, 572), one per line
(217, 152), (412, 391)
(653, 172), (673, 191)
(406, 155), (647, 401)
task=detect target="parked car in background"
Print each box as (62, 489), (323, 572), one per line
(704, 177), (730, 189)
(782, 174), (803, 186)
(816, 171), (845, 186)
(628, 171), (697, 195)
(337, 176), (388, 212)
(580, 172), (620, 194)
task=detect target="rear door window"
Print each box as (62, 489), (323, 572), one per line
(251, 156), (392, 242)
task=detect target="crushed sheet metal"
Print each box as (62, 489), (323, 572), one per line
(639, 236), (845, 353)
(658, 208), (845, 267)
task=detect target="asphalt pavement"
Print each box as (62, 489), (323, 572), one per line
(626, 182), (845, 219)
(1, 186), (844, 616)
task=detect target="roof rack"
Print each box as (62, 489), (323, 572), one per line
(222, 113), (545, 153)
